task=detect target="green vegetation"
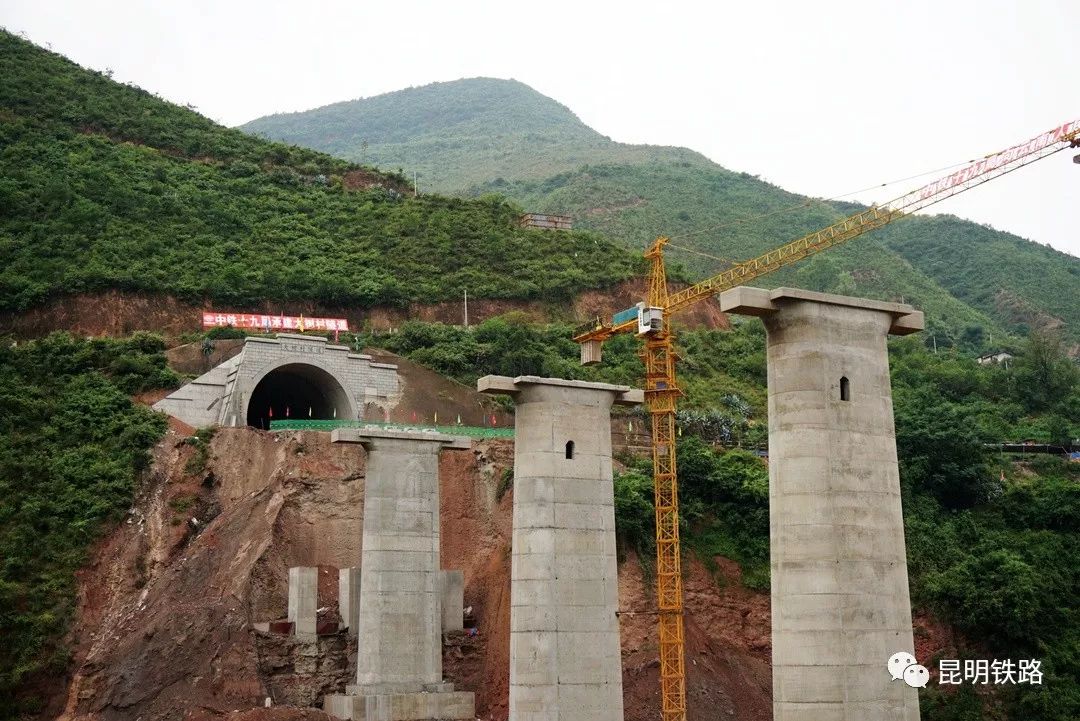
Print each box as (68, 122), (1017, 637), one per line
(0, 32), (639, 312)
(369, 316), (1078, 720)
(3, 30), (1077, 721)
(0, 333), (174, 716)
(479, 161), (1071, 344)
(497, 468), (514, 502)
(182, 426), (217, 476)
(890, 334), (1079, 719)
(353, 313), (767, 415)
(244, 76), (1078, 342)
(616, 440), (772, 589)
(875, 214), (1080, 342)
(240, 77), (711, 192)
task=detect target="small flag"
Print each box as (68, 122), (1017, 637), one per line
(308, 407), (312, 418)
(333, 407), (337, 418)
(456, 414), (461, 425)
(268, 406), (273, 419)
(286, 406), (290, 418)
(491, 414), (497, 426)
(434, 411), (438, 424)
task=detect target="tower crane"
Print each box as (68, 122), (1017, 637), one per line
(574, 118), (1080, 721)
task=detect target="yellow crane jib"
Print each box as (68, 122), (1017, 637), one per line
(574, 117), (1080, 721)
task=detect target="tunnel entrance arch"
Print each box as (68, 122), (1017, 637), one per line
(245, 362), (356, 429)
(155, 333), (399, 428)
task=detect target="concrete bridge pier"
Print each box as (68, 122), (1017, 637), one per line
(721, 287), (924, 721)
(479, 375), (642, 721)
(323, 428), (474, 721)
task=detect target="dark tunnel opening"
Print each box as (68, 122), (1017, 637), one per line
(246, 363), (351, 429)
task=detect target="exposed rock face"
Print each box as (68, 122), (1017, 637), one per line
(52, 426), (800, 721)
(58, 429), (360, 720)
(55, 429), (519, 721)
(0, 278), (728, 341)
(253, 633), (354, 708)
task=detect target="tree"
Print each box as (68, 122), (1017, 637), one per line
(1011, 331), (1079, 414)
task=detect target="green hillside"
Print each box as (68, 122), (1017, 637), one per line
(484, 162), (1004, 345)
(352, 314), (1079, 721)
(0, 34), (639, 313)
(875, 214), (1080, 339)
(481, 166), (1080, 344)
(239, 77), (711, 192)
(242, 78), (1080, 344)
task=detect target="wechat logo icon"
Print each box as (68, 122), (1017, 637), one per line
(888, 651), (929, 689)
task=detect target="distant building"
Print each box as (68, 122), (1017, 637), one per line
(977, 350), (1014, 366)
(519, 212), (572, 230)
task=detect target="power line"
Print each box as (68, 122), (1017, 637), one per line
(664, 242), (736, 265)
(666, 157), (978, 243)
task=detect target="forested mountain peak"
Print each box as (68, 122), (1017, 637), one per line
(242, 77), (605, 148)
(240, 77), (711, 192)
(240, 72), (1080, 345)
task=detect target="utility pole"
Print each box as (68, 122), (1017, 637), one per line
(464, 289), (469, 329)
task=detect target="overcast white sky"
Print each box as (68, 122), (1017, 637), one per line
(3, 0), (1077, 256)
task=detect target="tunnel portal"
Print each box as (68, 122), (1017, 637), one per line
(155, 333), (397, 428)
(246, 362), (352, 429)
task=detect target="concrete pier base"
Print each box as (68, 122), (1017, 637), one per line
(720, 287), (923, 721)
(323, 428), (474, 721)
(339, 567), (361, 637)
(287, 566), (317, 641)
(479, 375), (642, 721)
(324, 690), (475, 721)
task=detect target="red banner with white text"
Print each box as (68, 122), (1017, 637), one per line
(201, 311), (349, 332)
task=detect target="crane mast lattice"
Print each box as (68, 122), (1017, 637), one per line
(573, 118), (1080, 721)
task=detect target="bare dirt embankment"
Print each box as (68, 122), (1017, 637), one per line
(51, 424), (774, 721)
(0, 279), (729, 340)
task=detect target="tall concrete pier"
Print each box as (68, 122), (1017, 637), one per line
(720, 287), (923, 721)
(324, 428), (474, 721)
(479, 376), (642, 721)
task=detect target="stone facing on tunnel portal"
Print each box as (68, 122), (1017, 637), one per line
(153, 333), (400, 429)
(479, 376), (642, 721)
(719, 286), (924, 721)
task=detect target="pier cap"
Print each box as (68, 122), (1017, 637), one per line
(477, 375), (644, 405)
(330, 426), (471, 450)
(719, 286), (924, 336)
